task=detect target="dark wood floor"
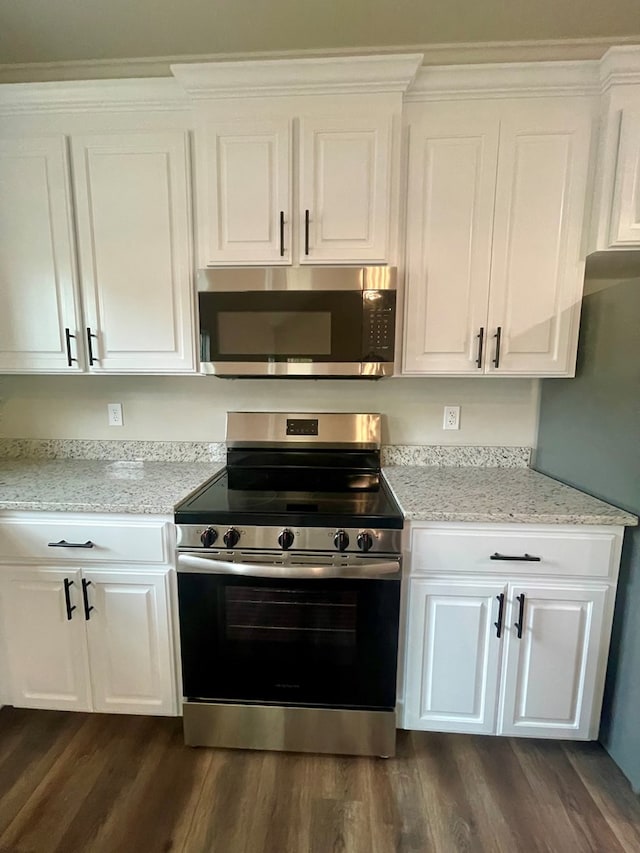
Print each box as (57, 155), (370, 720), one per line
(0, 708), (638, 853)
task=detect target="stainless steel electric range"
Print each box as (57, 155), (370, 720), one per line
(174, 412), (403, 757)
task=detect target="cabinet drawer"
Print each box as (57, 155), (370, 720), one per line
(410, 525), (618, 579)
(0, 517), (169, 565)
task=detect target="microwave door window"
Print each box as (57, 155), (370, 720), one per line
(217, 312), (332, 357)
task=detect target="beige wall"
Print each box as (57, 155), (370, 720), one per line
(0, 375), (539, 446)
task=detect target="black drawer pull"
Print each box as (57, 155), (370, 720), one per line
(494, 593), (505, 638)
(86, 328), (98, 366)
(514, 593), (526, 639)
(304, 209), (310, 255)
(279, 210), (285, 257)
(82, 579), (94, 620)
(490, 552), (541, 562)
(48, 540), (95, 549)
(63, 578), (76, 621)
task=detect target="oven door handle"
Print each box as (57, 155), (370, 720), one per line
(177, 553), (400, 579)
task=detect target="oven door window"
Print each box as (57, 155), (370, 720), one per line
(178, 574), (400, 711)
(199, 290), (363, 362)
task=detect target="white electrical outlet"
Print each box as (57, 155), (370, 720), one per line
(107, 403), (124, 427)
(443, 405), (460, 430)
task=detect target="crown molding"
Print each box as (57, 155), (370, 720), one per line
(0, 36), (639, 84)
(0, 77), (189, 114)
(170, 54), (424, 98)
(406, 60), (601, 102)
(599, 45), (640, 90)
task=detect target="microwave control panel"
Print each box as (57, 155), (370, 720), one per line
(362, 290), (396, 362)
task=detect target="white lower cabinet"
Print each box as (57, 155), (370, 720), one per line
(404, 580), (504, 734)
(402, 524), (622, 740)
(1, 565), (176, 716)
(497, 584), (608, 739)
(2, 568), (92, 711)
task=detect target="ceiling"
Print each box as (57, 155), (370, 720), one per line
(0, 0), (639, 76)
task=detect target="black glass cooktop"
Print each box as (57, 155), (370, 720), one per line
(175, 466), (403, 529)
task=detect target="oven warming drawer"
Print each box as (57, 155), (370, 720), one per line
(183, 701), (396, 757)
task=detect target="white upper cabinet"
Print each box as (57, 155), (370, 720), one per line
(173, 55), (422, 267)
(0, 136), (82, 372)
(609, 107), (640, 245)
(403, 105), (498, 373)
(403, 96), (594, 378)
(589, 49), (640, 250)
(486, 100), (592, 375)
(197, 112), (393, 266)
(72, 131), (195, 373)
(199, 119), (291, 265)
(298, 116), (391, 263)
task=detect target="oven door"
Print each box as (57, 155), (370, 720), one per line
(177, 551), (401, 711)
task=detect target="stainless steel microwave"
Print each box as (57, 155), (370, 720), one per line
(197, 267), (397, 378)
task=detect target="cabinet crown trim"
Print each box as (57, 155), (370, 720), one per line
(599, 45), (640, 90)
(0, 78), (188, 114)
(170, 53), (424, 98)
(406, 60), (601, 101)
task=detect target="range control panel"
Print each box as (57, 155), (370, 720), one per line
(286, 418), (319, 436)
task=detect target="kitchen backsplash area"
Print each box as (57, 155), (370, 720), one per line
(0, 375), (539, 449)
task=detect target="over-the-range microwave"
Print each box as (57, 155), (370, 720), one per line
(197, 266), (397, 378)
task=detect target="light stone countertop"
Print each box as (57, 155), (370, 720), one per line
(0, 459), (223, 515)
(0, 457), (635, 526)
(382, 466), (637, 526)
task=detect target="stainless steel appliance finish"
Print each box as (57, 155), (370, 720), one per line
(197, 266), (396, 292)
(183, 702), (396, 757)
(177, 550), (401, 579)
(226, 411), (381, 447)
(175, 411), (403, 757)
(176, 524), (402, 553)
(200, 361), (394, 377)
(197, 267), (397, 378)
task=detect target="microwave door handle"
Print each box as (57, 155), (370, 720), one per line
(177, 553), (400, 579)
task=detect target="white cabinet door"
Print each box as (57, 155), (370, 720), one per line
(199, 119), (291, 265)
(487, 99), (592, 376)
(498, 584), (608, 739)
(72, 131), (195, 373)
(83, 569), (176, 715)
(1, 568), (91, 711)
(0, 136), (82, 373)
(403, 107), (498, 374)
(609, 109), (640, 246)
(404, 579), (505, 734)
(299, 116), (391, 263)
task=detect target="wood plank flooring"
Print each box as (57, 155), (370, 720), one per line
(0, 707), (638, 853)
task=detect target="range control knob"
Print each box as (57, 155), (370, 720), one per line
(200, 527), (218, 548)
(333, 529), (350, 551)
(357, 531), (374, 553)
(223, 528), (240, 548)
(278, 529), (295, 550)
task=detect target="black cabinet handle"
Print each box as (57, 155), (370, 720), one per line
(279, 211), (285, 257)
(63, 578), (76, 621)
(304, 209), (310, 256)
(86, 328), (98, 366)
(490, 552), (541, 562)
(476, 327), (484, 369)
(64, 328), (77, 367)
(493, 326), (502, 368)
(494, 593), (505, 638)
(48, 540), (95, 549)
(82, 579), (94, 621)
(514, 593), (526, 639)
